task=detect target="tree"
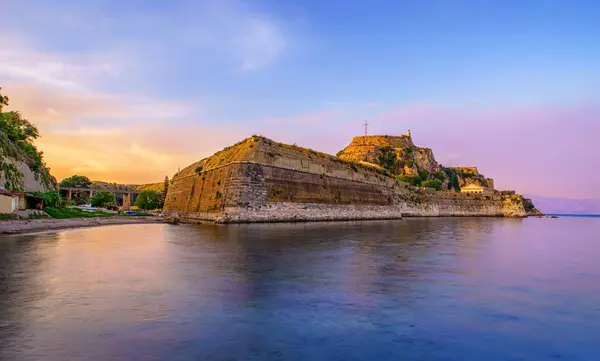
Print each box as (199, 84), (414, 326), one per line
(162, 175), (169, 202)
(60, 175), (92, 188)
(0, 87), (9, 112)
(91, 191), (116, 208)
(135, 190), (163, 210)
(34, 190), (65, 207)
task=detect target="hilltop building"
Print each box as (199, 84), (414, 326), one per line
(460, 184), (494, 195)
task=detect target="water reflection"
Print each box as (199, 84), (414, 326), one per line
(0, 218), (599, 360)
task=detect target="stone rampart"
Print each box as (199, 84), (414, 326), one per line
(165, 158), (528, 223)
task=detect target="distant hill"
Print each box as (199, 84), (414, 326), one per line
(526, 195), (600, 215)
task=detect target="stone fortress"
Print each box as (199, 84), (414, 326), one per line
(164, 131), (540, 223)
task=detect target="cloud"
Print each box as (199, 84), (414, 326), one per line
(235, 17), (286, 71)
(0, 0), (289, 75)
(129, 143), (172, 167)
(0, 36), (120, 91)
(3, 83), (196, 124)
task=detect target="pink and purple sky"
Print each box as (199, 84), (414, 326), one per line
(1, 0), (598, 199)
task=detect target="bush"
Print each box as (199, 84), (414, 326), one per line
(377, 146), (397, 173)
(418, 170), (429, 181)
(397, 175), (422, 186)
(91, 191), (116, 208)
(135, 190), (164, 210)
(34, 190), (65, 207)
(422, 180), (443, 191)
(434, 171), (446, 181)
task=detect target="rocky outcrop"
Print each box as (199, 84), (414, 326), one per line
(164, 136), (535, 223)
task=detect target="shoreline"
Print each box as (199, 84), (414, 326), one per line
(0, 216), (165, 236)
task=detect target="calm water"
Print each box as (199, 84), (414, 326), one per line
(1, 218), (599, 361)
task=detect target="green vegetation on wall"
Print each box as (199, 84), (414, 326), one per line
(0, 158), (24, 191)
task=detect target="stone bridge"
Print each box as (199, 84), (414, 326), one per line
(59, 187), (140, 210)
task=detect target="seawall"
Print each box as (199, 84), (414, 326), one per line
(164, 137), (528, 223)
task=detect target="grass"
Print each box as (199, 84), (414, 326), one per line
(28, 213), (50, 219)
(0, 213), (17, 220)
(43, 207), (116, 219)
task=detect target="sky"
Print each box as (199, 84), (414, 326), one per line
(1, 0), (598, 199)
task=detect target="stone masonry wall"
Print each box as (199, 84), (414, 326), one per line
(165, 161), (528, 223)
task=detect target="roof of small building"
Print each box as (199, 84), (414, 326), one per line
(0, 189), (41, 198)
(461, 184), (487, 190)
(0, 189), (19, 197)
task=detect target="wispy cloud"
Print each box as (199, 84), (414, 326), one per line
(3, 83), (196, 124)
(0, 36), (120, 91)
(235, 17), (286, 71)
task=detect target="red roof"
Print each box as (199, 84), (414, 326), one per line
(0, 189), (19, 197)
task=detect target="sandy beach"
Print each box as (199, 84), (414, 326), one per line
(0, 216), (165, 236)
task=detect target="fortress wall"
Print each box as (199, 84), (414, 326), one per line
(165, 160), (528, 223)
(164, 162), (243, 214)
(252, 140), (396, 187)
(262, 165), (396, 205)
(165, 161), (405, 223)
(397, 189), (526, 217)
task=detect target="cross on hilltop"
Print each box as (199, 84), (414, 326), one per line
(363, 120), (369, 136)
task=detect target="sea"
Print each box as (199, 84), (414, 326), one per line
(1, 216), (599, 361)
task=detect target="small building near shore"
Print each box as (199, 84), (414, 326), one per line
(0, 189), (20, 214)
(0, 189), (44, 214)
(460, 184), (494, 195)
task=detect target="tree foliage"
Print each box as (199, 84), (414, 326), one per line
(162, 175), (169, 201)
(60, 175), (92, 188)
(422, 180), (443, 191)
(91, 191), (116, 208)
(377, 145), (397, 173)
(0, 87), (9, 111)
(442, 167), (461, 191)
(397, 174), (422, 186)
(135, 190), (163, 210)
(0, 88), (51, 181)
(34, 190), (66, 207)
